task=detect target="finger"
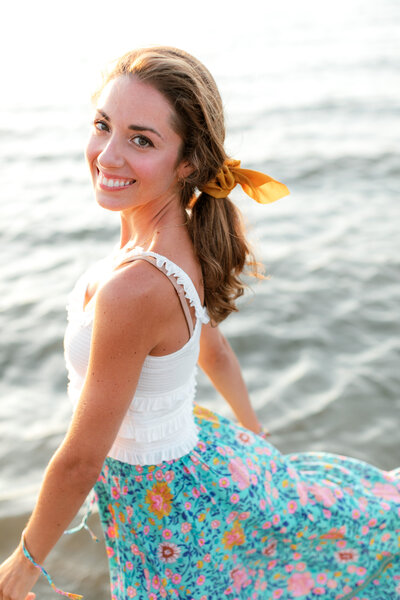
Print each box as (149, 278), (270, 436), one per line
(26, 594), (36, 600)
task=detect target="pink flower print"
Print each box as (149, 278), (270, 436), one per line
(327, 579), (337, 589)
(316, 573), (327, 585)
(130, 543), (139, 554)
(157, 542), (181, 563)
(287, 572), (315, 597)
(165, 470), (175, 483)
(268, 559), (278, 570)
(352, 509), (361, 519)
(238, 511), (250, 521)
(192, 486), (201, 497)
(313, 587), (326, 595)
(219, 477), (230, 488)
(107, 525), (117, 538)
(288, 500), (298, 514)
(111, 487), (120, 500)
(149, 594), (157, 600)
(135, 465), (143, 473)
(211, 519), (220, 529)
(262, 539), (277, 557)
(361, 525), (369, 535)
(155, 470), (164, 481)
(197, 441), (207, 451)
(184, 501), (192, 510)
(250, 473), (258, 485)
(230, 493), (240, 504)
(162, 528), (173, 540)
(198, 537), (205, 546)
(230, 567), (251, 591)
(309, 483), (336, 507)
(135, 475), (142, 483)
(236, 431), (254, 445)
(273, 590), (283, 599)
(227, 511), (238, 524)
(260, 498), (266, 510)
(285, 564), (294, 573)
(293, 553), (302, 561)
(171, 573), (182, 584)
(143, 525), (150, 535)
(146, 472), (153, 481)
(106, 546), (114, 557)
(152, 575), (160, 589)
(295, 562), (306, 572)
(204, 553), (211, 562)
(196, 575), (206, 585)
(272, 514), (280, 526)
(181, 522), (192, 533)
(125, 561), (133, 570)
(270, 460), (277, 474)
(228, 457), (251, 490)
(334, 548), (359, 563)
(127, 586), (137, 597)
(371, 482), (400, 501)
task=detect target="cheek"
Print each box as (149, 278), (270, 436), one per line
(85, 135), (100, 169)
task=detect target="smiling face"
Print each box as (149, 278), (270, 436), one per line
(86, 75), (190, 213)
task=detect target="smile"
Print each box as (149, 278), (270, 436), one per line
(98, 171), (136, 190)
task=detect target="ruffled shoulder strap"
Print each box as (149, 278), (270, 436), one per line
(114, 247), (210, 325)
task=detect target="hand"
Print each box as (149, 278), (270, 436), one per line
(0, 543), (38, 600)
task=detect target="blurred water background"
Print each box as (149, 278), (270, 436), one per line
(1, 0), (399, 596)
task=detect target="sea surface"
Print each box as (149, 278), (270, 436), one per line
(1, 1), (399, 597)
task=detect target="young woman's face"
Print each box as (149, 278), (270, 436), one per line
(86, 75), (187, 212)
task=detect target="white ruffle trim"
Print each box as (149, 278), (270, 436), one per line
(108, 427), (199, 466)
(118, 401), (194, 441)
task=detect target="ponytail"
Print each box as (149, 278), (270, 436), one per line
(188, 192), (263, 325)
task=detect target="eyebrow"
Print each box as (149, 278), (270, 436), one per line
(96, 110), (164, 140)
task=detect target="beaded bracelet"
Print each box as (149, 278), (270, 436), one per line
(21, 530), (83, 600)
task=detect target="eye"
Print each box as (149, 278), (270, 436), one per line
(131, 135), (153, 148)
(94, 119), (109, 132)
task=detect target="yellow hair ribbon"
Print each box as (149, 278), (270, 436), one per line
(200, 158), (289, 204)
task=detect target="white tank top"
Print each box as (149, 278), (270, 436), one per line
(63, 246), (210, 465)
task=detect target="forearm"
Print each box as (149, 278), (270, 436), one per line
(199, 338), (262, 433)
(21, 445), (101, 564)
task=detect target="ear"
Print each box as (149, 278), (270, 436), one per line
(176, 159), (195, 180)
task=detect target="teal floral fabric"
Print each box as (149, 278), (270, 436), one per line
(94, 405), (400, 600)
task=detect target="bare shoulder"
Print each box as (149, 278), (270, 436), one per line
(92, 258), (178, 347)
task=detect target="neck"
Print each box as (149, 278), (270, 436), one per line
(118, 195), (187, 251)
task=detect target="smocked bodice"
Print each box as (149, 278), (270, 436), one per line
(63, 246), (209, 465)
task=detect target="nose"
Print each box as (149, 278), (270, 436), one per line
(97, 135), (125, 169)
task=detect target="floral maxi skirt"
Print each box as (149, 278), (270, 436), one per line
(94, 405), (400, 600)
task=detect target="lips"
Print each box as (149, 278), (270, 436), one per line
(97, 168), (136, 190)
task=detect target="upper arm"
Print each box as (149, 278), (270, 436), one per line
(198, 321), (230, 370)
(60, 263), (165, 468)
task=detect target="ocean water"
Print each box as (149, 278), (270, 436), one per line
(1, 0), (399, 597)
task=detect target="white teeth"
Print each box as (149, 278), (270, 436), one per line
(99, 173), (134, 188)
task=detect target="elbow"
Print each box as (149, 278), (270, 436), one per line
(49, 446), (103, 488)
(200, 335), (231, 371)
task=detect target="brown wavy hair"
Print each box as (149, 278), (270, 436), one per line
(96, 46), (263, 324)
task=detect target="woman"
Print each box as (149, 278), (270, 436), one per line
(1, 46), (399, 600)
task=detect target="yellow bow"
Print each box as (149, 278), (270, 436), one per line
(200, 158), (289, 204)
